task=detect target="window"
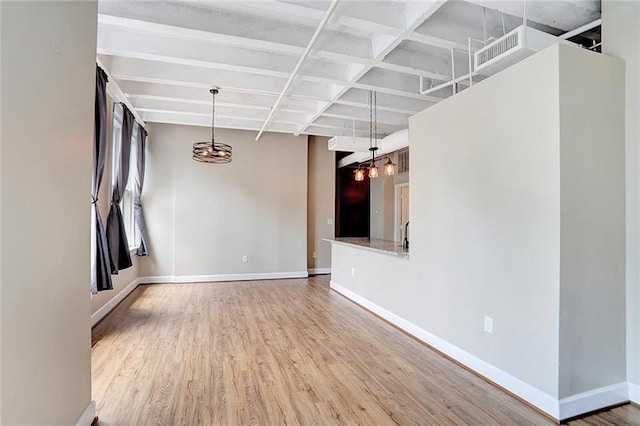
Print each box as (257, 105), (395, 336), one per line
(124, 130), (140, 251)
(111, 104), (139, 251)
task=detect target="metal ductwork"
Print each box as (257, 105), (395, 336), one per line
(336, 128), (409, 168)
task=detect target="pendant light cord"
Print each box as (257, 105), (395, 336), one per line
(373, 91), (377, 150)
(368, 90), (372, 154)
(211, 90), (215, 144)
(368, 90), (378, 163)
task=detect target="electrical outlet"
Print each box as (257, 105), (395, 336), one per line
(242, 255), (248, 263)
(312, 251), (317, 259)
(484, 316), (493, 334)
(327, 218), (334, 225)
(351, 267), (355, 277)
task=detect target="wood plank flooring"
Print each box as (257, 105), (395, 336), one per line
(92, 276), (640, 425)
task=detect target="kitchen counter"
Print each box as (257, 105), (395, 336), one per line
(324, 237), (409, 259)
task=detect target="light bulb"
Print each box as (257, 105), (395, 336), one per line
(218, 150), (226, 156)
(384, 159), (396, 176)
(354, 168), (365, 182)
(369, 164), (379, 179)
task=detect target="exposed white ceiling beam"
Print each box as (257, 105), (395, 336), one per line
(463, 0), (600, 32)
(101, 55), (340, 101)
(352, 82), (442, 102)
(189, 0), (405, 37)
(136, 107), (306, 127)
(118, 81), (325, 114)
(256, 0), (340, 141)
(140, 110), (365, 138)
(296, 0), (448, 135)
(97, 6), (373, 64)
(129, 94), (312, 117)
(334, 99), (421, 115)
(559, 18), (601, 40)
(375, 61), (451, 82)
(141, 111), (299, 134)
(130, 99), (311, 124)
(97, 24), (350, 86)
(321, 109), (408, 127)
(406, 31), (470, 52)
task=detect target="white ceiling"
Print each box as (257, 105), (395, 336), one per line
(97, 0), (601, 139)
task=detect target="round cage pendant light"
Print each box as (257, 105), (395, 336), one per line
(193, 88), (232, 163)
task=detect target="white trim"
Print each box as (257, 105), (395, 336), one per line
(308, 267), (331, 275)
(559, 382), (629, 420)
(75, 400), (96, 426)
(629, 382), (640, 404)
(329, 280), (560, 419)
(91, 278), (141, 327)
(139, 271), (309, 284)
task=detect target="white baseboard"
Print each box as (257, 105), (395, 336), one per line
(91, 278), (140, 327)
(559, 382), (629, 420)
(308, 267), (331, 275)
(329, 280), (560, 420)
(75, 400), (95, 426)
(139, 271), (309, 284)
(630, 382), (640, 404)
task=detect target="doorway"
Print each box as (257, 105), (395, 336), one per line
(394, 183), (409, 242)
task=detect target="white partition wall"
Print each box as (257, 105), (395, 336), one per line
(0, 1), (98, 424)
(330, 43), (626, 421)
(602, 0), (640, 404)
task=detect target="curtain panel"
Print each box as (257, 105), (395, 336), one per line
(91, 66), (113, 293)
(106, 104), (134, 274)
(134, 124), (150, 256)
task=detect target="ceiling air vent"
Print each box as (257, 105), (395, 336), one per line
(474, 26), (557, 75)
(398, 149), (409, 174)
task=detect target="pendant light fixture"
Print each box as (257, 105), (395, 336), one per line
(192, 87), (232, 163)
(384, 158), (396, 176)
(353, 90), (396, 181)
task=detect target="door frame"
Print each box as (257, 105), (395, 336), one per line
(394, 183), (409, 242)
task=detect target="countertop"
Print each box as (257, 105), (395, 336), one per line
(324, 237), (409, 258)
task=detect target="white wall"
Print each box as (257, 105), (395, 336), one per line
(0, 1), (97, 424)
(140, 124), (308, 279)
(602, 0), (640, 396)
(330, 43), (626, 420)
(558, 45), (626, 398)
(410, 44), (562, 398)
(307, 136), (334, 272)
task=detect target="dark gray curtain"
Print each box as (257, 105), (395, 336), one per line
(106, 104), (134, 274)
(134, 124), (150, 256)
(92, 66), (113, 294)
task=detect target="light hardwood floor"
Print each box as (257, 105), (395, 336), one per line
(92, 276), (640, 425)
